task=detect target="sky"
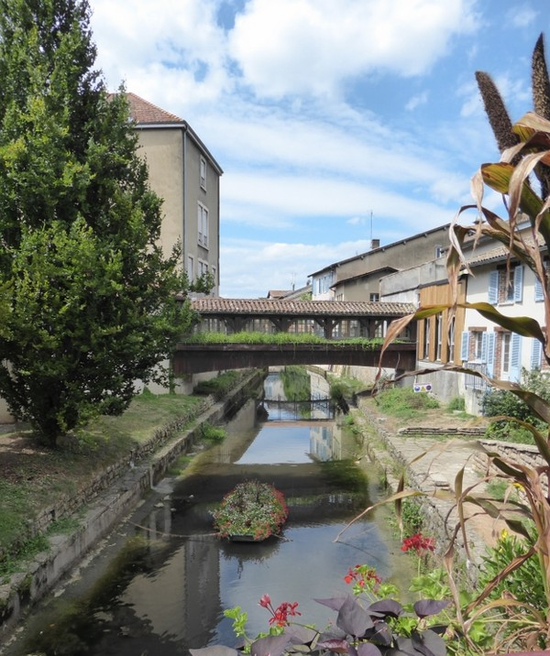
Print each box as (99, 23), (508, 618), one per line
(88, 0), (550, 298)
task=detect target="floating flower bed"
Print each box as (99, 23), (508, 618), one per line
(212, 479), (288, 541)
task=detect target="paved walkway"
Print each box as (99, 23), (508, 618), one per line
(353, 401), (502, 584)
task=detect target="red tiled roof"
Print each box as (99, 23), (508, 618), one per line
(126, 92), (183, 124)
(267, 290), (289, 299)
(190, 297), (415, 316)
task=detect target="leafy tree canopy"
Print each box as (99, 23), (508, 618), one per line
(0, 0), (198, 445)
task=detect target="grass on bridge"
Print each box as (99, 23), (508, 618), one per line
(181, 331), (387, 348)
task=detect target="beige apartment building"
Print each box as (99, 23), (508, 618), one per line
(126, 92), (223, 294)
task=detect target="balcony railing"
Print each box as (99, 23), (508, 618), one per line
(464, 361), (488, 391)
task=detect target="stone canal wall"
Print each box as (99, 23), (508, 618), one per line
(354, 400), (547, 588)
(0, 371), (264, 635)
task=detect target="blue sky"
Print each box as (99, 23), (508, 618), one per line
(89, 0), (550, 298)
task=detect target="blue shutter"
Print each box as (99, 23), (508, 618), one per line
(531, 338), (543, 370)
(535, 276), (544, 302)
(486, 332), (496, 378)
(488, 271), (499, 305)
(481, 332), (488, 362)
(513, 266), (524, 302)
(509, 333), (522, 383)
(460, 331), (469, 361)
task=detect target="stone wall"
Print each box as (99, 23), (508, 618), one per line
(0, 370), (264, 633)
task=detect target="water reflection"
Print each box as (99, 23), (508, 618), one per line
(5, 369), (403, 656)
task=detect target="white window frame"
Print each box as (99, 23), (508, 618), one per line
(447, 316), (455, 363)
(423, 318), (430, 359)
(435, 314), (442, 361)
(501, 332), (511, 378)
(200, 156), (207, 190)
(187, 254), (194, 282)
(198, 202), (209, 248)
(473, 331), (484, 360)
(198, 259), (209, 277)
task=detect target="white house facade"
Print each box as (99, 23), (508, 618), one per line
(460, 241), (545, 414)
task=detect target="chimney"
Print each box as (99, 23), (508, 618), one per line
(371, 239), (380, 250)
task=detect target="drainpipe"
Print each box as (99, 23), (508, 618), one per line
(182, 128), (187, 272)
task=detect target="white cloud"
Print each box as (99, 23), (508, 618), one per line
(347, 216), (367, 226)
(90, 0), (231, 104)
(506, 5), (538, 29)
(405, 91), (429, 112)
(220, 238), (373, 297)
(228, 0), (479, 100)
(87, 0), (515, 299)
(222, 171), (453, 226)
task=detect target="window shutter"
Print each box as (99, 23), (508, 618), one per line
(531, 338), (543, 370)
(481, 332), (488, 362)
(509, 333), (522, 383)
(486, 332), (496, 377)
(535, 276), (544, 302)
(460, 331), (469, 361)
(488, 271), (499, 305)
(513, 266), (524, 302)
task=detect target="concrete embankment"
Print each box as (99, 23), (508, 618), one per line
(0, 370), (264, 638)
(351, 398), (548, 588)
(351, 400), (497, 587)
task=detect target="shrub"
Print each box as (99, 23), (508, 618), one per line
(482, 369), (550, 442)
(200, 422), (226, 443)
(447, 397), (465, 412)
(478, 524), (546, 639)
(193, 371), (242, 400)
(376, 386), (439, 419)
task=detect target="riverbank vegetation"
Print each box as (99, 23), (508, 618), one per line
(374, 386), (440, 420)
(0, 370), (249, 579)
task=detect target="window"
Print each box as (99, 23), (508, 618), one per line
(435, 314), (442, 361)
(447, 316), (455, 363)
(531, 337), (543, 369)
(422, 318), (430, 359)
(501, 332), (511, 376)
(198, 203), (209, 248)
(198, 260), (209, 277)
(500, 266), (524, 303)
(187, 254), (194, 282)
(489, 266), (524, 304)
(498, 332), (522, 382)
(535, 276), (545, 302)
(315, 272), (333, 295)
(200, 157), (207, 190)
(369, 293), (380, 302)
(473, 331), (484, 360)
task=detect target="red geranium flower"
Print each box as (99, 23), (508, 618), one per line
(401, 533), (435, 555)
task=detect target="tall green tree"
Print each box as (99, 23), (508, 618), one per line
(0, 0), (195, 446)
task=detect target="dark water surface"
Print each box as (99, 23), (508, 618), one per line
(4, 369), (407, 656)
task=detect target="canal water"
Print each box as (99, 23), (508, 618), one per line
(4, 368), (408, 656)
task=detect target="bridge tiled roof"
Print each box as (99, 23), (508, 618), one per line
(190, 297), (415, 316)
